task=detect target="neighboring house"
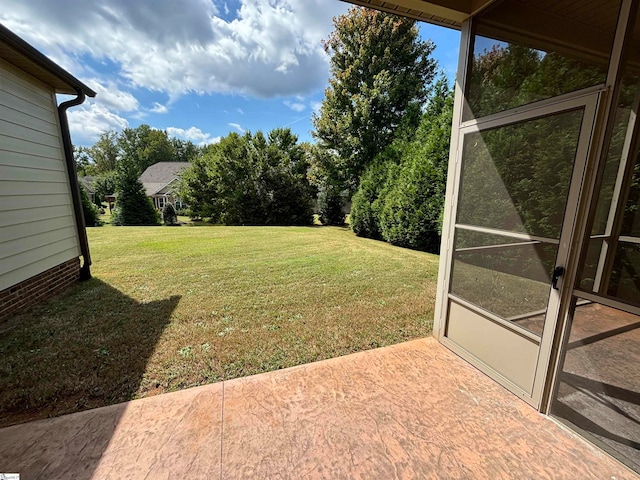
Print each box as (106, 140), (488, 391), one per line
(139, 162), (190, 210)
(78, 176), (95, 204)
(0, 24), (96, 319)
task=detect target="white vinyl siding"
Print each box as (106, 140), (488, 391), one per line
(0, 58), (80, 291)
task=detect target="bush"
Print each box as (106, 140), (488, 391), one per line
(350, 189), (376, 236)
(379, 158), (444, 252)
(162, 203), (179, 226)
(318, 187), (344, 226)
(80, 184), (102, 227)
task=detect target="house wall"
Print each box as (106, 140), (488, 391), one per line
(0, 57), (81, 310)
(154, 180), (178, 209)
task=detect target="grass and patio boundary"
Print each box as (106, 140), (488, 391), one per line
(0, 223), (438, 427)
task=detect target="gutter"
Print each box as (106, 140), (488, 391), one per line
(58, 89), (92, 281)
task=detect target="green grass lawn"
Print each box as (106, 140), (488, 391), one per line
(0, 222), (439, 427)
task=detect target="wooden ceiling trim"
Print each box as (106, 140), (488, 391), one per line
(340, 0), (466, 28)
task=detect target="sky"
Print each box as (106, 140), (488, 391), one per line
(0, 0), (460, 148)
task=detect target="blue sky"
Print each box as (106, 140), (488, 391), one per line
(0, 0), (460, 147)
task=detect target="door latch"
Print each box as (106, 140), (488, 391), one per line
(552, 266), (565, 290)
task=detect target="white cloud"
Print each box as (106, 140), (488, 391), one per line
(150, 102), (169, 114)
(0, 0), (349, 99)
(67, 102), (129, 145)
(284, 100), (306, 112)
(228, 123), (245, 133)
(311, 101), (323, 113)
(167, 126), (220, 145)
(236, 108), (244, 114)
(85, 79), (140, 112)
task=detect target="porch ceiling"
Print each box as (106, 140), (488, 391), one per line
(340, 0), (497, 29)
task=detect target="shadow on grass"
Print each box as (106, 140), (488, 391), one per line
(0, 278), (181, 478)
(0, 278), (180, 428)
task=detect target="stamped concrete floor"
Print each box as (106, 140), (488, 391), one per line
(0, 337), (637, 480)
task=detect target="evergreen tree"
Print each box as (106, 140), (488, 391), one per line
(112, 157), (159, 226)
(318, 186), (345, 226)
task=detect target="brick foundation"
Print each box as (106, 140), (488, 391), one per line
(0, 257), (81, 320)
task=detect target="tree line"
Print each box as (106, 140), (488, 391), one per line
(78, 7), (456, 244)
(76, 124), (201, 177)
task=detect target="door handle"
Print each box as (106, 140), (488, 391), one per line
(552, 266), (565, 290)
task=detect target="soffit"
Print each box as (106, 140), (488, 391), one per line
(499, 0), (621, 42)
(340, 0), (498, 29)
(343, 0), (462, 28)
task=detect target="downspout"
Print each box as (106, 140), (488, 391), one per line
(58, 88), (92, 281)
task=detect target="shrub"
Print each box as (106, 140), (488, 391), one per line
(350, 189), (376, 236)
(162, 203), (179, 226)
(350, 78), (453, 252)
(379, 158), (444, 253)
(177, 128), (315, 225)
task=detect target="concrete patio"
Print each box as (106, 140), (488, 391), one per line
(0, 337), (637, 479)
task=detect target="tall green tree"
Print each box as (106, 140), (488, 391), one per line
(112, 156), (159, 226)
(74, 146), (94, 176)
(118, 124), (177, 176)
(378, 82), (453, 252)
(260, 128), (316, 225)
(178, 148), (220, 220)
(80, 131), (120, 174)
(312, 7), (437, 194)
(92, 171), (118, 207)
(171, 137), (201, 163)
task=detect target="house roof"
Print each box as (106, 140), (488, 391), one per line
(78, 176), (95, 194)
(139, 162), (191, 196)
(0, 23), (96, 97)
